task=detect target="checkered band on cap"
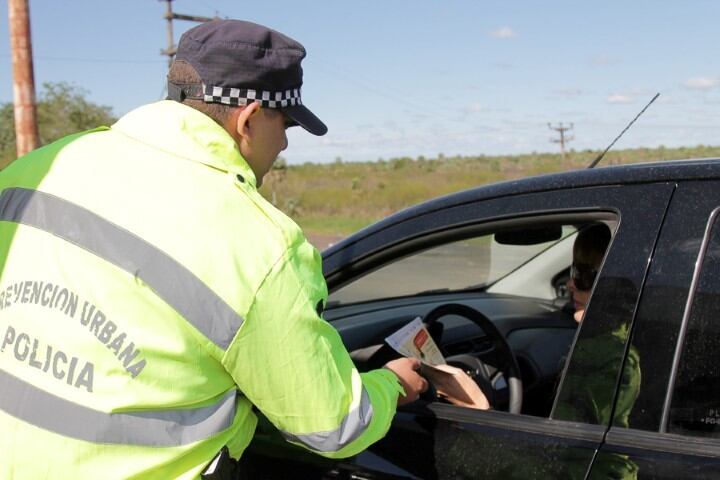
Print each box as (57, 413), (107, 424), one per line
(203, 84), (302, 108)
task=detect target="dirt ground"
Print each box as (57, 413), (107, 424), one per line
(306, 233), (347, 251)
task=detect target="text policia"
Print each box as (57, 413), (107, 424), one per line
(1, 280), (147, 393)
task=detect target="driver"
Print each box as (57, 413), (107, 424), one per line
(567, 223), (612, 323)
(559, 225), (641, 479)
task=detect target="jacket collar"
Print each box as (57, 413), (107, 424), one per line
(112, 100), (258, 187)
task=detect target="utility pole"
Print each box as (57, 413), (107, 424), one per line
(548, 122), (574, 166)
(160, 0), (218, 68)
(8, 0), (39, 157)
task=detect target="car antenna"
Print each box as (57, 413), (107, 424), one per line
(588, 92), (660, 168)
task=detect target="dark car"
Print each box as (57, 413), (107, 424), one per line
(245, 158), (720, 479)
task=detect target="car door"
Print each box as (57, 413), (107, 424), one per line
(589, 180), (720, 479)
(320, 182), (674, 480)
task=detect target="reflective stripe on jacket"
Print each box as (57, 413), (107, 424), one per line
(0, 101), (403, 479)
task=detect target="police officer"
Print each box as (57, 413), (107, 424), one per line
(0, 19), (427, 479)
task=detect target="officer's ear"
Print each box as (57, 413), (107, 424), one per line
(232, 101), (261, 140)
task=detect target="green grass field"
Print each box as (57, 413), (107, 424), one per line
(260, 145), (720, 236)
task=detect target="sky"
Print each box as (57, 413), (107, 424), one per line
(1, 0), (719, 165)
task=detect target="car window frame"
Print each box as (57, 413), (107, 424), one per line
(324, 182), (674, 433)
(321, 182), (676, 480)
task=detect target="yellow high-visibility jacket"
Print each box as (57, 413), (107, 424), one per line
(0, 101), (403, 479)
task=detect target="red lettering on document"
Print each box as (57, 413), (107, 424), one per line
(413, 330), (428, 351)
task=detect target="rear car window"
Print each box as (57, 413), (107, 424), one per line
(668, 212), (720, 438)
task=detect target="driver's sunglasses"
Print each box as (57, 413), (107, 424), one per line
(570, 262), (598, 291)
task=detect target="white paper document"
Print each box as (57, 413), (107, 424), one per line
(385, 317), (489, 410)
(384, 317), (445, 365)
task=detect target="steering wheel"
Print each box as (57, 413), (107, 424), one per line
(423, 303), (523, 414)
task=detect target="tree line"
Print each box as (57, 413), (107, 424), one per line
(0, 82), (116, 169)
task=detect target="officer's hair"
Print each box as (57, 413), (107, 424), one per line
(167, 60), (237, 127)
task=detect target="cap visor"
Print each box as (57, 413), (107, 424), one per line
(283, 104), (328, 136)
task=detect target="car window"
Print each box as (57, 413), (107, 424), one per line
(668, 211), (720, 438)
(329, 226), (577, 306)
(328, 217), (618, 420)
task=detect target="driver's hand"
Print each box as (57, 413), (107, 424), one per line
(384, 358), (429, 406)
(433, 365), (491, 410)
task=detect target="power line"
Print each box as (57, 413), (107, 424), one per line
(0, 54), (164, 64)
(306, 56), (482, 126)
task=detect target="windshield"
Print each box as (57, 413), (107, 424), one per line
(328, 226), (577, 306)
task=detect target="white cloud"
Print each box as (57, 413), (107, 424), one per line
(607, 94), (634, 104)
(489, 27), (516, 39)
(683, 76), (720, 90)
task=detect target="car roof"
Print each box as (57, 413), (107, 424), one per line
(324, 158), (720, 257)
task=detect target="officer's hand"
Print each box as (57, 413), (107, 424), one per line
(384, 357), (429, 406)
